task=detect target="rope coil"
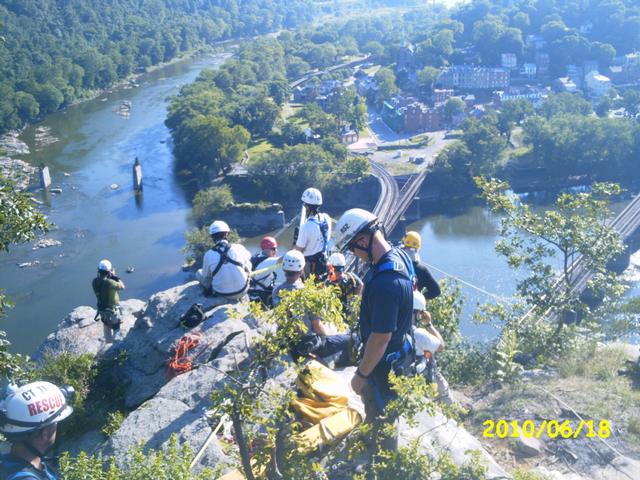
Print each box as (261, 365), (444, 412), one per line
(166, 333), (202, 378)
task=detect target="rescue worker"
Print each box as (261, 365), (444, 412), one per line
(412, 291), (456, 405)
(196, 220), (252, 302)
(335, 208), (414, 449)
(249, 236), (280, 306)
(92, 259), (125, 343)
(325, 252), (363, 313)
(273, 250), (350, 363)
(295, 187), (331, 278)
(0, 381), (74, 480)
(401, 231), (440, 299)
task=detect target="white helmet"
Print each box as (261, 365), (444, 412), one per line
(301, 188), (322, 206)
(334, 208), (378, 252)
(282, 250), (305, 272)
(209, 220), (230, 235)
(98, 259), (112, 272)
(328, 252), (346, 268)
(413, 290), (427, 311)
(0, 381), (74, 436)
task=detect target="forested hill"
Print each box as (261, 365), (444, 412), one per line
(0, 0), (316, 134)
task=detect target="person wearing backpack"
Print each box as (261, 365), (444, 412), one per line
(335, 208), (414, 450)
(248, 236), (280, 307)
(295, 187), (331, 278)
(325, 252), (363, 315)
(92, 259), (125, 343)
(0, 381), (75, 480)
(196, 220), (252, 302)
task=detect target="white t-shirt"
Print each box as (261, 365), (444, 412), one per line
(296, 212), (332, 257)
(252, 256), (281, 291)
(202, 243), (252, 296)
(413, 326), (441, 356)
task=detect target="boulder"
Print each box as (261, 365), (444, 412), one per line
(32, 299), (145, 361)
(590, 455), (640, 480)
(511, 435), (543, 457)
(98, 396), (229, 470)
(399, 411), (511, 480)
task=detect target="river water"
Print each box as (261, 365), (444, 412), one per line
(2, 52), (638, 354)
(0, 55), (230, 354)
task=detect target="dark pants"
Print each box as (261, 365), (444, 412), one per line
(292, 333), (351, 364)
(315, 333), (350, 361)
(360, 365), (399, 451)
(304, 252), (327, 278)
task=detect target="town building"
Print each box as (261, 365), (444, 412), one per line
(501, 53), (517, 70)
(553, 77), (578, 93)
(584, 71), (612, 98)
(520, 63), (537, 78)
(493, 86), (550, 107)
(437, 65), (510, 90)
(432, 88), (454, 104)
(397, 42), (415, 72)
(535, 52), (550, 76)
(382, 96), (443, 133)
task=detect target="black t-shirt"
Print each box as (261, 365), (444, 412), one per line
(359, 248), (414, 360)
(414, 261), (441, 299)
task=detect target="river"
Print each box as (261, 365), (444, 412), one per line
(0, 54), (231, 354)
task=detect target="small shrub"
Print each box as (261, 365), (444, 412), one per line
(28, 352), (97, 437)
(59, 435), (216, 479)
(101, 411), (125, 437)
(192, 185), (235, 227)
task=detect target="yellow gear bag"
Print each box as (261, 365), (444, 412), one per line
(296, 407), (362, 453)
(295, 360), (350, 406)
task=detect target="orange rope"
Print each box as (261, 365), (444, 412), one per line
(166, 333), (201, 378)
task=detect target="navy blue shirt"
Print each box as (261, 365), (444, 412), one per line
(0, 454), (57, 480)
(359, 248), (414, 360)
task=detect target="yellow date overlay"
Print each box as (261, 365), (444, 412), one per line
(482, 419), (611, 439)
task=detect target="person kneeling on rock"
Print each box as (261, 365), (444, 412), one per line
(273, 250), (351, 365)
(92, 259), (125, 343)
(196, 220), (252, 303)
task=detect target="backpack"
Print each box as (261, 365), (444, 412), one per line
(179, 303), (206, 329)
(308, 215), (329, 254)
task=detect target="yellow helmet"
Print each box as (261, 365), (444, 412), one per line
(402, 231), (421, 250)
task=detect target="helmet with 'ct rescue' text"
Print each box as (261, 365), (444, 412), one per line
(301, 188), (323, 206)
(0, 381), (74, 436)
(282, 250), (305, 272)
(334, 208), (378, 253)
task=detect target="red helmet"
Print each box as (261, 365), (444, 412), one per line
(260, 236), (278, 250)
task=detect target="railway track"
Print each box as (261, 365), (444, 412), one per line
(345, 162), (429, 275)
